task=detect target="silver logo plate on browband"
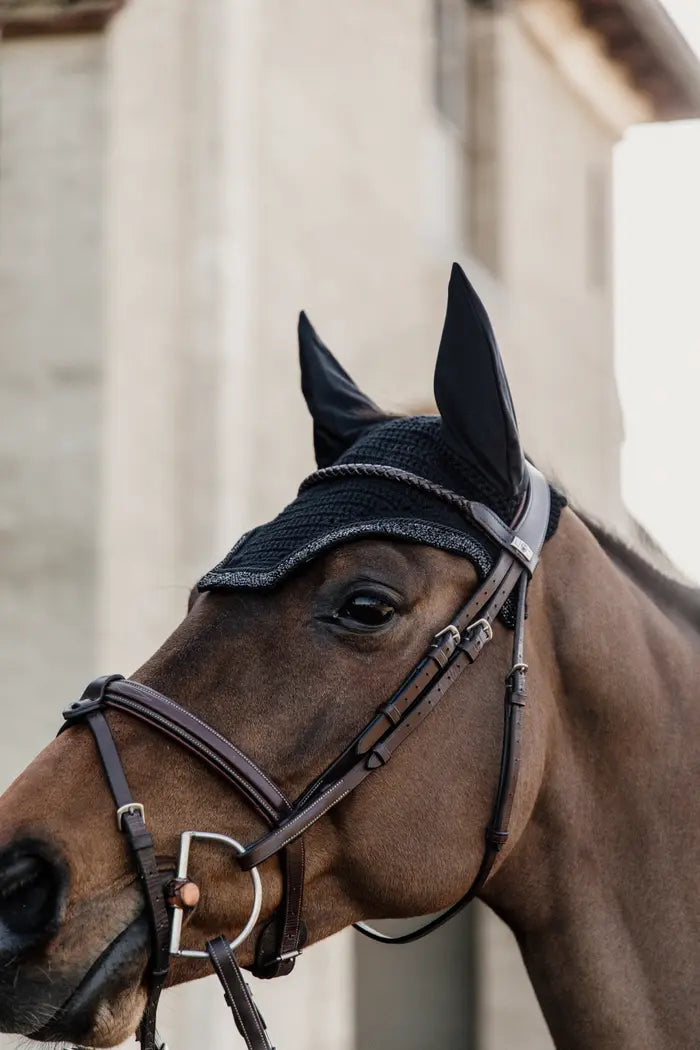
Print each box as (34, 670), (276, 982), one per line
(511, 536), (534, 561)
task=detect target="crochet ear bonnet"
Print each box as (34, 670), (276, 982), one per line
(198, 265), (564, 595)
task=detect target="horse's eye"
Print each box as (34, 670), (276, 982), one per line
(337, 593), (396, 629)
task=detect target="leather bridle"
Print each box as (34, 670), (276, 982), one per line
(59, 461), (551, 1050)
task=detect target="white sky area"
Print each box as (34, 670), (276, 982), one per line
(615, 0), (700, 582)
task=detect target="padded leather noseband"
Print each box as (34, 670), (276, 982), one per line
(60, 462), (551, 1050)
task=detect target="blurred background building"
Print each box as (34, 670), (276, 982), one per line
(1, 1), (699, 1048)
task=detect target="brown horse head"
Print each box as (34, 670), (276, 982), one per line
(0, 264), (697, 1050)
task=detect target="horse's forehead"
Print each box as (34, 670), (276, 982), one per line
(318, 537), (438, 577)
(319, 538), (475, 593)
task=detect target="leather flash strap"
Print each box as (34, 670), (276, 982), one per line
(207, 936), (276, 1050)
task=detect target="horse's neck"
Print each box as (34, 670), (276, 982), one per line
(488, 513), (700, 1050)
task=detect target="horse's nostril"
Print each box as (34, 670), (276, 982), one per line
(0, 842), (67, 942)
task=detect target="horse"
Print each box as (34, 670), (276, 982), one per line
(0, 263), (697, 1050)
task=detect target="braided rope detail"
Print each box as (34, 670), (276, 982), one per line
(298, 463), (480, 523)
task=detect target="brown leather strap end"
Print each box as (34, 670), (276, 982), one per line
(207, 936), (275, 1050)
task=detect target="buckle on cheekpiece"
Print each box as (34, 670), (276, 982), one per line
(116, 802), (146, 831)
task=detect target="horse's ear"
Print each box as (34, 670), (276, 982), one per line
(298, 311), (388, 467)
(434, 263), (525, 497)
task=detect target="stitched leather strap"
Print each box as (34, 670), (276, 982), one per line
(354, 472), (548, 945)
(207, 936), (275, 1050)
(97, 679), (294, 823)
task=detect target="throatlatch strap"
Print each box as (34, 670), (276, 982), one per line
(207, 936), (275, 1050)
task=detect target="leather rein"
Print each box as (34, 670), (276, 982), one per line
(60, 462), (551, 1050)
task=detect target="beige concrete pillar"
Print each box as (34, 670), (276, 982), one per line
(0, 29), (108, 1050)
(0, 32), (106, 792)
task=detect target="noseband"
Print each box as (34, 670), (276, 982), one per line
(60, 462), (550, 1050)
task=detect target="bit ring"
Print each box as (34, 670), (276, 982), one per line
(169, 831), (262, 959)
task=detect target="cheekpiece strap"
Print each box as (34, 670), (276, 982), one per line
(62, 677), (171, 1050)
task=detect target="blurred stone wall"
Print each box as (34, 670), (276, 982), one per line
(0, 34), (106, 782)
(0, 1), (650, 1048)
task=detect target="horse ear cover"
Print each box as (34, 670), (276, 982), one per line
(298, 311), (388, 468)
(434, 263), (525, 497)
(200, 268), (564, 598)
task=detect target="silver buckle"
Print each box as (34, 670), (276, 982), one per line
(506, 662), (529, 681)
(169, 831), (262, 959)
(116, 802), (145, 830)
(467, 617), (493, 641)
(433, 624), (461, 646)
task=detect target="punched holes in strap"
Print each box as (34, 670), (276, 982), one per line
(356, 624), (462, 757)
